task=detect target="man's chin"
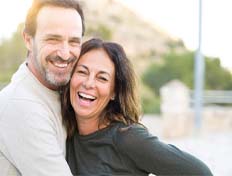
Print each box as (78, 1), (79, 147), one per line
(46, 74), (71, 88)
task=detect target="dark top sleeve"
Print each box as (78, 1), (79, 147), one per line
(115, 124), (213, 176)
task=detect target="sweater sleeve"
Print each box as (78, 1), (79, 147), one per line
(0, 100), (72, 176)
(115, 124), (213, 176)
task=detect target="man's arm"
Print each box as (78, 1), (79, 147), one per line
(0, 101), (72, 176)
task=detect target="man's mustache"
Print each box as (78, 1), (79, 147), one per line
(46, 55), (77, 64)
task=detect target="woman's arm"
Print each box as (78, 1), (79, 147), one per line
(116, 124), (213, 176)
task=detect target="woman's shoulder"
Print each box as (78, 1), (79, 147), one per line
(115, 121), (152, 135)
(113, 121), (158, 146)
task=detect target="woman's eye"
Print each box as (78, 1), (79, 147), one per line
(99, 77), (108, 81)
(77, 70), (87, 75)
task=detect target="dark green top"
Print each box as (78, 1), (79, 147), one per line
(66, 122), (212, 176)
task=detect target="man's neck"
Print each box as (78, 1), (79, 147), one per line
(26, 59), (58, 91)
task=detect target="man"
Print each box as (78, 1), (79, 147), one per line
(0, 0), (84, 175)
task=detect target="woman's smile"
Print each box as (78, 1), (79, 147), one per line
(77, 91), (97, 107)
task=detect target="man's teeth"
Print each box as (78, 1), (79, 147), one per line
(53, 62), (68, 68)
(79, 92), (96, 100)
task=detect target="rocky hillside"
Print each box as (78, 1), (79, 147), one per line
(81, 0), (186, 74)
(0, 0), (187, 83)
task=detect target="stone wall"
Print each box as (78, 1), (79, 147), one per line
(160, 80), (232, 138)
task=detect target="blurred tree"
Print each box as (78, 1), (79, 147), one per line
(0, 23), (27, 82)
(140, 84), (160, 114)
(205, 57), (232, 90)
(142, 51), (193, 95)
(142, 51), (232, 95)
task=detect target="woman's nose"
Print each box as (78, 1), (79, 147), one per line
(83, 76), (95, 89)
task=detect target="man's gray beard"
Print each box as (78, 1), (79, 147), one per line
(45, 69), (71, 87)
(32, 42), (75, 88)
(33, 55), (71, 88)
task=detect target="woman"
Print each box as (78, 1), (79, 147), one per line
(61, 38), (212, 176)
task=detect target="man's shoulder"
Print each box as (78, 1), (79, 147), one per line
(0, 64), (59, 108)
(0, 63), (35, 100)
(0, 76), (44, 108)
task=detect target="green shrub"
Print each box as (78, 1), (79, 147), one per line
(140, 85), (160, 114)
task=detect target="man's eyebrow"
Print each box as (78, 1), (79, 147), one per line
(45, 34), (62, 39)
(44, 34), (81, 42)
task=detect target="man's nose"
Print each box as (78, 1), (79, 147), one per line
(57, 42), (71, 61)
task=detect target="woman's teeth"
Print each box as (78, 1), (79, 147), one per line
(78, 92), (96, 101)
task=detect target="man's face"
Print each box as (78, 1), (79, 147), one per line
(25, 6), (83, 89)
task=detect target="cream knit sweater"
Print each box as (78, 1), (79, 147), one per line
(0, 63), (72, 176)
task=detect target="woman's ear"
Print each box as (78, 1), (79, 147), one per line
(110, 93), (116, 100)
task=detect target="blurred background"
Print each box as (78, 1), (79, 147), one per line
(0, 0), (231, 175)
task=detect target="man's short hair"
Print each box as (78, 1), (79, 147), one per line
(24, 0), (85, 37)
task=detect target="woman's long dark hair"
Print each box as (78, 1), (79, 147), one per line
(61, 38), (141, 138)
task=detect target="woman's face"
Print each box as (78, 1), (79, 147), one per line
(70, 49), (115, 121)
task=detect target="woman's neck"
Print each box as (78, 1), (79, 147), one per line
(77, 116), (108, 135)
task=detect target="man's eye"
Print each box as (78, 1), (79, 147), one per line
(69, 40), (81, 47)
(46, 38), (59, 43)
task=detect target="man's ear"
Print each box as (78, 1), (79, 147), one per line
(23, 31), (33, 52)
